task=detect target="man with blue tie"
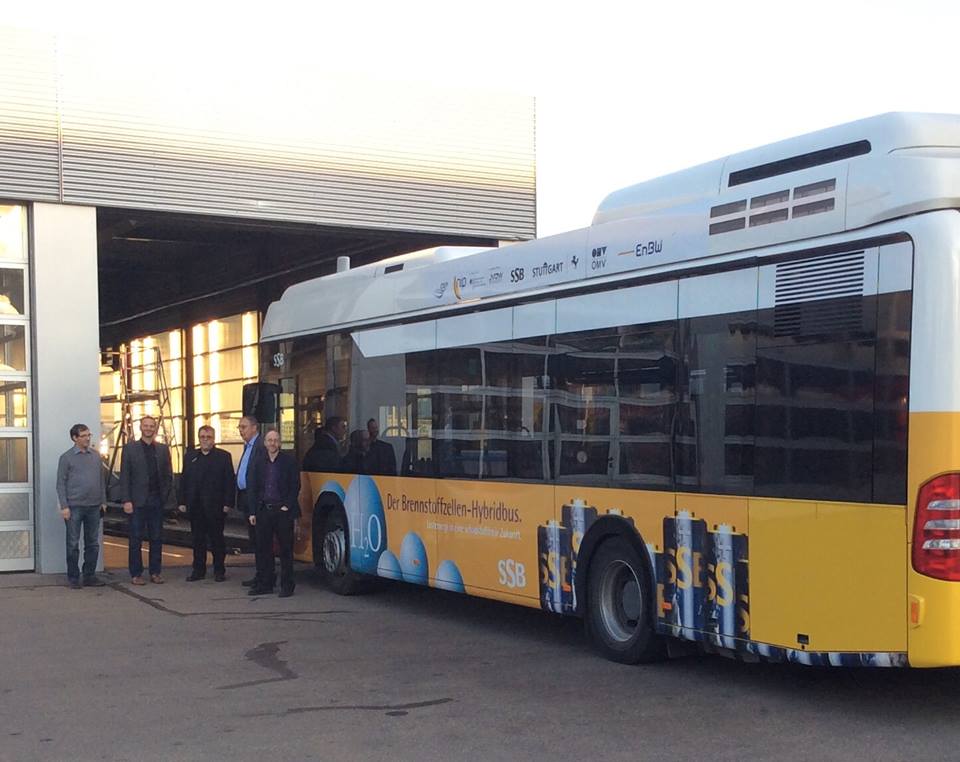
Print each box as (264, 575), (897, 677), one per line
(236, 415), (266, 587)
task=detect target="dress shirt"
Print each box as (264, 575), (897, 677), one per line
(237, 433), (259, 490)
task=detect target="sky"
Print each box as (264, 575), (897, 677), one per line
(9, 0), (960, 236)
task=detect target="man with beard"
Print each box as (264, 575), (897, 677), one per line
(247, 430), (300, 597)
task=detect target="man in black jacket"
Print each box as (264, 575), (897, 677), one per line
(366, 418), (397, 476)
(302, 416), (345, 472)
(247, 430), (300, 597)
(177, 425), (236, 582)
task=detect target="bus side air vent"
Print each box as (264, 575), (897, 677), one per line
(773, 251), (865, 337)
(710, 178), (838, 237)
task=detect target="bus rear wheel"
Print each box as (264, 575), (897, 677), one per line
(585, 536), (665, 664)
(318, 505), (359, 595)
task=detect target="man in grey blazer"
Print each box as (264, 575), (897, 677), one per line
(119, 415), (173, 585)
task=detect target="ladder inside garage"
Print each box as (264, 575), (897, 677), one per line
(99, 346), (179, 502)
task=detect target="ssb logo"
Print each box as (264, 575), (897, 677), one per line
(510, 267), (525, 283)
(498, 558), (526, 589)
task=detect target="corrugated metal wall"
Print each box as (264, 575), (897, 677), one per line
(0, 27), (536, 240)
(0, 29), (60, 202)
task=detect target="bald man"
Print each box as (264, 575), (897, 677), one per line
(246, 430), (301, 597)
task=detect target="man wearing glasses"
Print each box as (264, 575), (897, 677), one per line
(236, 416), (266, 587)
(56, 423), (107, 589)
(177, 425), (235, 582)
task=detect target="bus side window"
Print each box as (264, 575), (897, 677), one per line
(676, 311), (757, 495)
(754, 293), (878, 502)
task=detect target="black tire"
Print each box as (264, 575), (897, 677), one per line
(585, 536), (666, 664)
(311, 504), (326, 574)
(316, 504), (360, 595)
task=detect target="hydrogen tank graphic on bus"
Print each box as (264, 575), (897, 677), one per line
(344, 476), (387, 574)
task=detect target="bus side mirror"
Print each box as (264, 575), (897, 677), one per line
(242, 382), (281, 425)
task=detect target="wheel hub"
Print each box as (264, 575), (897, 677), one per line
(323, 526), (346, 575)
(599, 559), (642, 643)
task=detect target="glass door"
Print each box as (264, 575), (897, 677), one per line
(0, 205), (33, 571)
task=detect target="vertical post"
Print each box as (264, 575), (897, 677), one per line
(184, 319), (195, 451)
(32, 203), (100, 574)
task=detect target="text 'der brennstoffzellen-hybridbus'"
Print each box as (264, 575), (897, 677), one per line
(246, 112), (960, 667)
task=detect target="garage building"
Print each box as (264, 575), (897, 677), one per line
(0, 26), (536, 572)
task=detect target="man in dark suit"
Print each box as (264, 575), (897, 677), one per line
(246, 430), (300, 597)
(119, 415), (173, 585)
(366, 418), (397, 476)
(301, 416), (345, 472)
(236, 415), (266, 587)
(177, 425), (236, 582)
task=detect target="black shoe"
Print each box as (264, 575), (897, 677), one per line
(186, 572), (205, 582)
(241, 576), (259, 588)
(247, 585), (270, 596)
(68, 578), (82, 590)
(214, 572), (226, 582)
(278, 587), (294, 598)
(82, 576), (106, 587)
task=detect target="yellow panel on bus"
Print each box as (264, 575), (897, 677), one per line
(435, 480), (552, 604)
(906, 412), (960, 667)
(749, 498), (906, 653)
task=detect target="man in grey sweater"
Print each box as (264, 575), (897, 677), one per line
(56, 423), (107, 589)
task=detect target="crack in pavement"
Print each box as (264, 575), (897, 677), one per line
(109, 582), (352, 619)
(216, 615), (337, 623)
(242, 698), (454, 717)
(109, 582), (188, 616)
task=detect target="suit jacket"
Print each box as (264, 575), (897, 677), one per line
(119, 439), (173, 507)
(367, 438), (397, 476)
(177, 447), (235, 512)
(302, 431), (342, 473)
(247, 450), (301, 518)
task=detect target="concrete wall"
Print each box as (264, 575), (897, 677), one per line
(32, 203), (101, 573)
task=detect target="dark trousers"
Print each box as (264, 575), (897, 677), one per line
(129, 497), (163, 578)
(189, 505), (226, 575)
(65, 505), (101, 581)
(255, 504), (295, 592)
(238, 489), (260, 581)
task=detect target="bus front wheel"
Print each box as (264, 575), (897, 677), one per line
(319, 505), (360, 596)
(585, 536), (665, 664)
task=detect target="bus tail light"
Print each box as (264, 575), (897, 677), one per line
(913, 473), (960, 581)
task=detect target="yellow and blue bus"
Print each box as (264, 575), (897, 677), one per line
(251, 112), (960, 667)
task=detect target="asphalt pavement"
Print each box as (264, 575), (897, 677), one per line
(3, 540), (960, 762)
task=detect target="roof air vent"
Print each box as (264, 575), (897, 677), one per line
(729, 139), (870, 187)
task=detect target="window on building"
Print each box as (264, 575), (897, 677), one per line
(191, 312), (259, 466)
